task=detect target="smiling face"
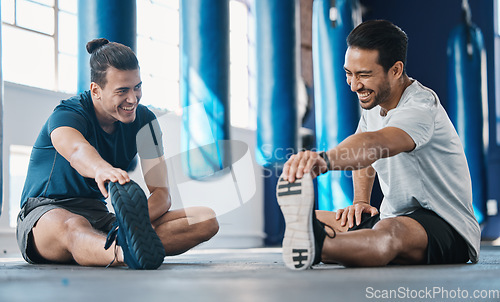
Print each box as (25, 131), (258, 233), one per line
(344, 47), (396, 111)
(91, 67), (142, 132)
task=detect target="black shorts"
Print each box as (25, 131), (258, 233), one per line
(348, 208), (470, 264)
(16, 197), (116, 264)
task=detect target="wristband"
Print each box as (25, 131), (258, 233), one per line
(318, 151), (332, 171)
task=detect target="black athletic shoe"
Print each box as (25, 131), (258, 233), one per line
(277, 173), (317, 270)
(104, 180), (166, 269)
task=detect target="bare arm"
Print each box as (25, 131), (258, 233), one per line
(352, 165), (376, 205)
(50, 126), (130, 197)
(282, 126), (414, 227)
(141, 157), (171, 222)
(282, 126), (415, 182)
(326, 126), (415, 169)
(335, 165), (379, 228)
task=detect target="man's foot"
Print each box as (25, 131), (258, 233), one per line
(276, 173), (318, 270)
(104, 180), (166, 269)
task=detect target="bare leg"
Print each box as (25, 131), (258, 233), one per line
(313, 210), (348, 264)
(152, 207), (219, 256)
(319, 215), (428, 267)
(32, 206), (218, 265)
(277, 173), (428, 269)
(32, 208), (123, 266)
(316, 210), (349, 235)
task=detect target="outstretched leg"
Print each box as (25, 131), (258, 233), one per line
(31, 208), (123, 266)
(32, 206), (218, 266)
(320, 215), (428, 266)
(277, 173), (428, 269)
(314, 209), (428, 266)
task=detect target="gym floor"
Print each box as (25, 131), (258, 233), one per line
(1, 233), (500, 302)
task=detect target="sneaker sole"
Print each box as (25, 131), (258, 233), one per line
(276, 173), (315, 270)
(109, 180), (166, 269)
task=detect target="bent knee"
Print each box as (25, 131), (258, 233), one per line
(199, 213), (219, 241)
(186, 207), (217, 224)
(191, 207), (219, 241)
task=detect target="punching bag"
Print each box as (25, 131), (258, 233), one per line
(254, 0), (298, 168)
(180, 0), (230, 179)
(252, 0), (298, 245)
(312, 0), (361, 211)
(447, 0), (488, 224)
(77, 0), (137, 93)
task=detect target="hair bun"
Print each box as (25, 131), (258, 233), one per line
(86, 38), (110, 54)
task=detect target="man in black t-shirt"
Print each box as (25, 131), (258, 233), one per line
(16, 39), (219, 269)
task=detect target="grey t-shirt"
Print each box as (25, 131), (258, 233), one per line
(357, 80), (480, 263)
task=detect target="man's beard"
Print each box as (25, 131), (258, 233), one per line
(360, 81), (391, 111)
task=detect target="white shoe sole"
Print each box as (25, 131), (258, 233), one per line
(276, 173), (315, 270)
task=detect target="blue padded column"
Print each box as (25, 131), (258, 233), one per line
(312, 0), (361, 211)
(252, 0), (297, 245)
(77, 0), (137, 92)
(180, 0), (230, 179)
(447, 1), (488, 224)
(254, 0), (298, 167)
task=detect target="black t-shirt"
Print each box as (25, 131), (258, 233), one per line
(20, 90), (163, 206)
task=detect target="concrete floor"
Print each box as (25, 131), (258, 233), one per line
(1, 234), (500, 302)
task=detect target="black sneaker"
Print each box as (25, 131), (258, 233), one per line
(104, 180), (166, 269)
(276, 173), (317, 270)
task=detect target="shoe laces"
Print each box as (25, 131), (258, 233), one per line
(324, 224), (336, 239)
(104, 221), (120, 268)
(104, 221), (119, 250)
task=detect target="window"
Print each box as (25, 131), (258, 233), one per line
(136, 0), (252, 129)
(136, 0), (180, 111)
(497, 0), (500, 35)
(1, 0), (78, 93)
(9, 145), (32, 228)
(229, 0), (251, 129)
(2, 0), (252, 128)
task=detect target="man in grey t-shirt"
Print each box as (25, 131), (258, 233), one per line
(277, 20), (480, 270)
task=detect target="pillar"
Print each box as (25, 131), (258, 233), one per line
(312, 0), (361, 211)
(180, 0), (230, 179)
(77, 0), (137, 92)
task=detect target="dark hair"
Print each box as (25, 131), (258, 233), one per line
(86, 38), (139, 88)
(347, 20), (408, 73)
